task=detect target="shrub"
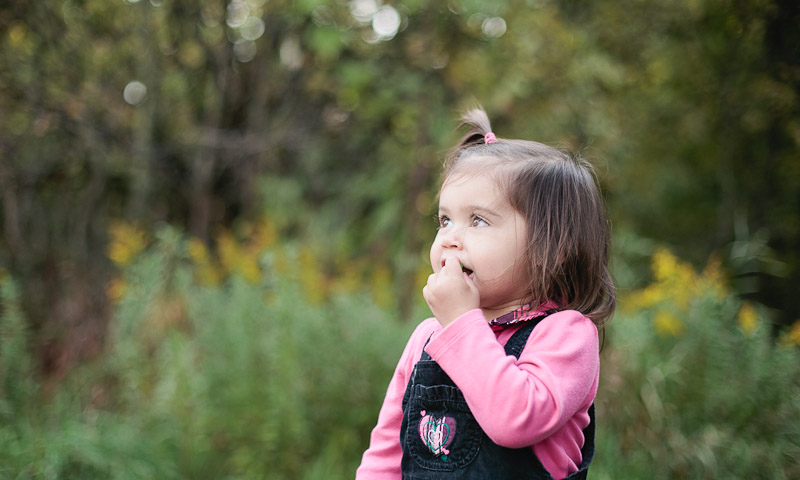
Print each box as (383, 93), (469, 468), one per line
(594, 249), (800, 480)
(2, 234), (798, 479)
(0, 227), (412, 479)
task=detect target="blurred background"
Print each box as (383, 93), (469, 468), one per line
(1, 0), (799, 478)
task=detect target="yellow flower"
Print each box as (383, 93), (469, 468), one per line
(195, 265), (222, 287)
(215, 228), (264, 284)
(652, 247), (680, 283)
(371, 265), (393, 309)
(786, 321), (800, 347)
(299, 247), (327, 304)
(107, 277), (128, 303)
(651, 248), (696, 311)
(251, 220), (278, 251)
(625, 247), (734, 321)
(186, 237), (211, 265)
(186, 237), (223, 286)
(107, 222), (147, 267)
(654, 310), (684, 337)
(216, 230), (240, 276)
(333, 258), (366, 295)
(737, 302), (758, 336)
(626, 284), (666, 311)
(239, 259), (262, 284)
(8, 23), (26, 47)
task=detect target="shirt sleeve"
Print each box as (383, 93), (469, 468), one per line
(355, 319), (439, 480)
(424, 309), (599, 448)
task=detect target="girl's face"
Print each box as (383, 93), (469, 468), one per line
(429, 169), (531, 318)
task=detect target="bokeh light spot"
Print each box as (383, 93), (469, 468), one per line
(233, 39), (257, 62)
(482, 16), (507, 38)
(280, 37), (304, 70)
(123, 81), (147, 105)
(226, 0), (250, 28)
(350, 0), (379, 24)
(372, 6), (400, 40)
(240, 16), (266, 41)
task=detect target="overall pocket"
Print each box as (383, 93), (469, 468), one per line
(404, 384), (483, 472)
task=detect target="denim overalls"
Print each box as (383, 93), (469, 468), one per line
(399, 315), (595, 479)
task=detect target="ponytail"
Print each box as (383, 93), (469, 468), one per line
(444, 108), (500, 171)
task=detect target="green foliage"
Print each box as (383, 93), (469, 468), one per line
(594, 255), (800, 480)
(2, 0), (800, 477)
(3, 0), (798, 354)
(0, 280), (36, 421)
(598, 305), (800, 478)
(0, 230), (412, 479)
(2, 232), (799, 478)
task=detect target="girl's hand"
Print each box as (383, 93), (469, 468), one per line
(423, 256), (480, 328)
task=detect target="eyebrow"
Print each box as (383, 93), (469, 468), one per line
(438, 204), (503, 218)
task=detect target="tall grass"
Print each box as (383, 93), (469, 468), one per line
(1, 227), (412, 479)
(1, 228), (798, 479)
(594, 250), (800, 480)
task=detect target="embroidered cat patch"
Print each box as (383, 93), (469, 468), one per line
(418, 410), (457, 461)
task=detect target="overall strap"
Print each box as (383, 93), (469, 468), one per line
(418, 335), (434, 361)
(503, 310), (557, 359)
(420, 309), (558, 362)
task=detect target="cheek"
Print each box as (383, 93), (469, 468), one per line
(429, 243), (441, 272)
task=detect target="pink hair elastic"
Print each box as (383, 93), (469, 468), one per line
(484, 132), (497, 144)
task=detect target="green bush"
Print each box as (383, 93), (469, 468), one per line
(593, 251), (800, 480)
(0, 229), (412, 479)
(1, 233), (798, 479)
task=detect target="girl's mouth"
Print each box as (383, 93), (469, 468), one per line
(443, 259), (473, 276)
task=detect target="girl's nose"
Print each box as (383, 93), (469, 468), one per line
(439, 226), (464, 249)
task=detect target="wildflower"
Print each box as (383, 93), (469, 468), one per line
(654, 310), (684, 337)
(107, 222), (147, 267)
(107, 277), (128, 303)
(787, 321), (800, 347)
(625, 248), (697, 313)
(251, 220), (278, 251)
(299, 247), (327, 304)
(371, 265), (393, 309)
(737, 302), (758, 336)
(186, 238), (211, 264)
(217, 231), (240, 276)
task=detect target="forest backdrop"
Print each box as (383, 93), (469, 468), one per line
(1, 0), (799, 478)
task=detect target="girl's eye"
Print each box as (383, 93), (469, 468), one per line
(471, 216), (488, 227)
(436, 215), (452, 228)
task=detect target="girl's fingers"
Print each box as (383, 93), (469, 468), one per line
(443, 256), (461, 275)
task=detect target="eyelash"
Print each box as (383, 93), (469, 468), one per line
(435, 215), (488, 229)
(472, 216), (488, 227)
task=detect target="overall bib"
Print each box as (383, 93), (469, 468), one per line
(400, 316), (595, 479)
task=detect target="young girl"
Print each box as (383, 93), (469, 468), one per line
(356, 108), (615, 480)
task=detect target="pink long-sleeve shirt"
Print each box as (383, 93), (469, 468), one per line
(356, 308), (599, 480)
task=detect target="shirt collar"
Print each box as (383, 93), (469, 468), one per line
(488, 301), (559, 328)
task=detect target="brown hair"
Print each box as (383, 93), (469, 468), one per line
(443, 108), (616, 325)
